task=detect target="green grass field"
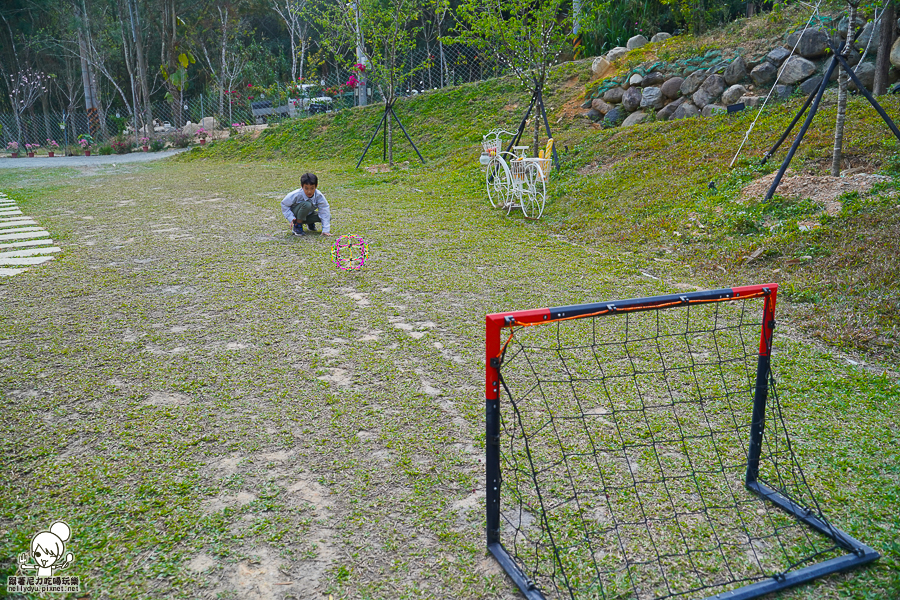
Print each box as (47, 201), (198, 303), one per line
(2, 9), (899, 596)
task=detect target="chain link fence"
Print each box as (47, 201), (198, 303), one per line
(0, 43), (505, 152)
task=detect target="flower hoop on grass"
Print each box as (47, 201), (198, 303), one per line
(331, 234), (369, 271)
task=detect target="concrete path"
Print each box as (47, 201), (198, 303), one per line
(0, 193), (61, 276)
(0, 148), (189, 168)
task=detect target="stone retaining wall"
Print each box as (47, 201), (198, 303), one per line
(583, 19), (900, 128)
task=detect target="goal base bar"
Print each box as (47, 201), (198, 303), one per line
(488, 542), (545, 600)
(489, 483), (879, 600)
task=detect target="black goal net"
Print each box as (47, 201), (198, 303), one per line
(484, 285), (878, 600)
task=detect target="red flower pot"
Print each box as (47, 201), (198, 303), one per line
(48, 151), (54, 157)
(10, 153), (17, 158)
(199, 139), (206, 145)
(27, 152), (34, 158)
(142, 146), (149, 152)
(84, 150), (91, 156)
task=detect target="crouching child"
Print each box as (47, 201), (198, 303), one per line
(281, 172), (332, 237)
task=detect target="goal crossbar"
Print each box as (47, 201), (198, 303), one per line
(484, 284), (878, 600)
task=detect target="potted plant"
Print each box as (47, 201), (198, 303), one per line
(195, 127), (207, 145)
(140, 137), (150, 151)
(78, 134), (94, 156)
(25, 142), (39, 157)
(46, 139), (59, 157)
(7, 141), (19, 158)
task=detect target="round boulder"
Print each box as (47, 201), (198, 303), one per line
(622, 86), (643, 112)
(630, 73), (644, 87)
(603, 87), (625, 104)
(199, 116), (220, 131)
(680, 71), (707, 96)
(627, 35), (649, 50)
(724, 56), (748, 85)
(604, 107), (623, 127)
(591, 97), (613, 115)
(778, 56), (816, 85)
(799, 75), (824, 96)
(786, 28), (829, 58)
(642, 71), (666, 87)
(750, 61), (777, 86)
(692, 74), (726, 108)
(607, 47), (629, 62)
(592, 56), (613, 78)
(661, 77), (684, 99)
(766, 47), (792, 66)
(890, 37), (900, 69)
(651, 32), (672, 43)
(657, 97), (685, 121)
(621, 111), (648, 127)
(721, 84), (747, 106)
(701, 105), (727, 117)
(848, 62), (876, 91)
(672, 102), (700, 120)
(640, 87), (665, 110)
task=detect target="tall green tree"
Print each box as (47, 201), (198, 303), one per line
(318, 0), (426, 165)
(455, 0), (571, 154)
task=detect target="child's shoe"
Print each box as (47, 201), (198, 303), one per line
(307, 223), (317, 232)
(292, 222), (305, 236)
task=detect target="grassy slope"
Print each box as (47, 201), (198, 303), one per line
(192, 5), (900, 364)
(0, 7), (897, 600)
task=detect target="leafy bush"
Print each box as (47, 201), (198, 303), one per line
(110, 139), (131, 154)
(149, 139), (166, 152)
(109, 115), (128, 135)
(98, 145), (113, 155)
(169, 133), (191, 148)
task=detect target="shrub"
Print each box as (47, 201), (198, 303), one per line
(98, 145), (113, 155)
(149, 139), (166, 152)
(111, 139), (131, 154)
(169, 133), (191, 148)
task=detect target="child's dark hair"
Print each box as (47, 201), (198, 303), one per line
(301, 172), (318, 186)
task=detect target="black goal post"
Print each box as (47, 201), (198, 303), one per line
(484, 284), (878, 600)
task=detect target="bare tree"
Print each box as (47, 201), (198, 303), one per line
(196, 4), (249, 119)
(7, 67), (51, 144)
(272, 0), (311, 84)
(421, 0), (449, 88)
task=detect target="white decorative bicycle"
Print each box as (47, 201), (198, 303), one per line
(481, 129), (551, 220)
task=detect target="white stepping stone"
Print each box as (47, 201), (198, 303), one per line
(0, 211), (23, 217)
(0, 268), (27, 276)
(0, 247), (61, 258)
(0, 226), (43, 234)
(0, 238), (53, 249)
(0, 230), (50, 241)
(0, 220), (37, 228)
(0, 255), (55, 266)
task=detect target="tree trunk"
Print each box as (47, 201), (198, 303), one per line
(299, 38), (308, 84)
(831, 3), (858, 176)
(386, 103), (393, 166)
(874, 1), (896, 95)
(40, 88), (52, 143)
(439, 40), (446, 87)
(130, 0), (154, 136)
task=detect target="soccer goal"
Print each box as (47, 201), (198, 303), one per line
(484, 284), (878, 600)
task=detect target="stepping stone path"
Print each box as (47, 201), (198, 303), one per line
(0, 192), (61, 276)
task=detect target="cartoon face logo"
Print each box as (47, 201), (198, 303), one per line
(18, 521), (74, 577)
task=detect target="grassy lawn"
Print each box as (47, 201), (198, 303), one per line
(2, 8), (899, 596)
(0, 151), (897, 599)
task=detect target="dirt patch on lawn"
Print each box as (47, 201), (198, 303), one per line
(741, 172), (890, 215)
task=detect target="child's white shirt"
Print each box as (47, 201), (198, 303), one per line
(281, 188), (331, 233)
